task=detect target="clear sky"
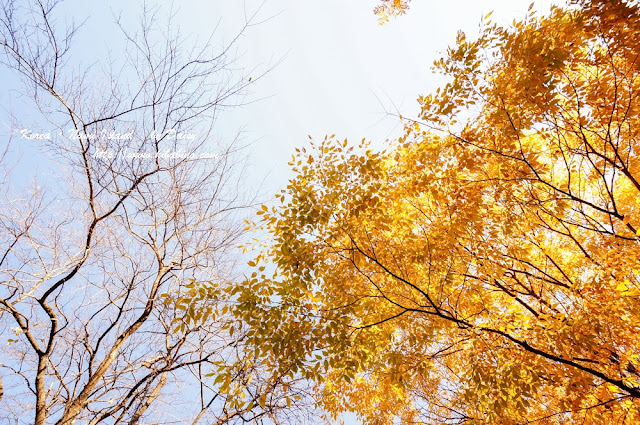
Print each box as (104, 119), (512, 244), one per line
(1, 0), (555, 196)
(178, 0), (554, 193)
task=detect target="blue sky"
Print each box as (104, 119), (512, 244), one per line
(187, 0), (554, 192)
(1, 0), (554, 195)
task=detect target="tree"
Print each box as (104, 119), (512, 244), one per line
(227, 0), (640, 423)
(0, 1), (314, 424)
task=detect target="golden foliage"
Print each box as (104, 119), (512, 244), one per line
(374, 0), (411, 24)
(230, 1), (640, 423)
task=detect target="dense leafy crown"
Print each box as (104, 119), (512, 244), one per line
(194, 1), (640, 423)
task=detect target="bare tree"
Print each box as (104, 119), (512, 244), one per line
(0, 1), (317, 424)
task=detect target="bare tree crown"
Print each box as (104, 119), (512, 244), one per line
(0, 1), (316, 424)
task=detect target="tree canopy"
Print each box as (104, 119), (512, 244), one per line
(221, 0), (640, 423)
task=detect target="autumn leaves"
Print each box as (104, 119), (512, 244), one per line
(185, 1), (640, 423)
